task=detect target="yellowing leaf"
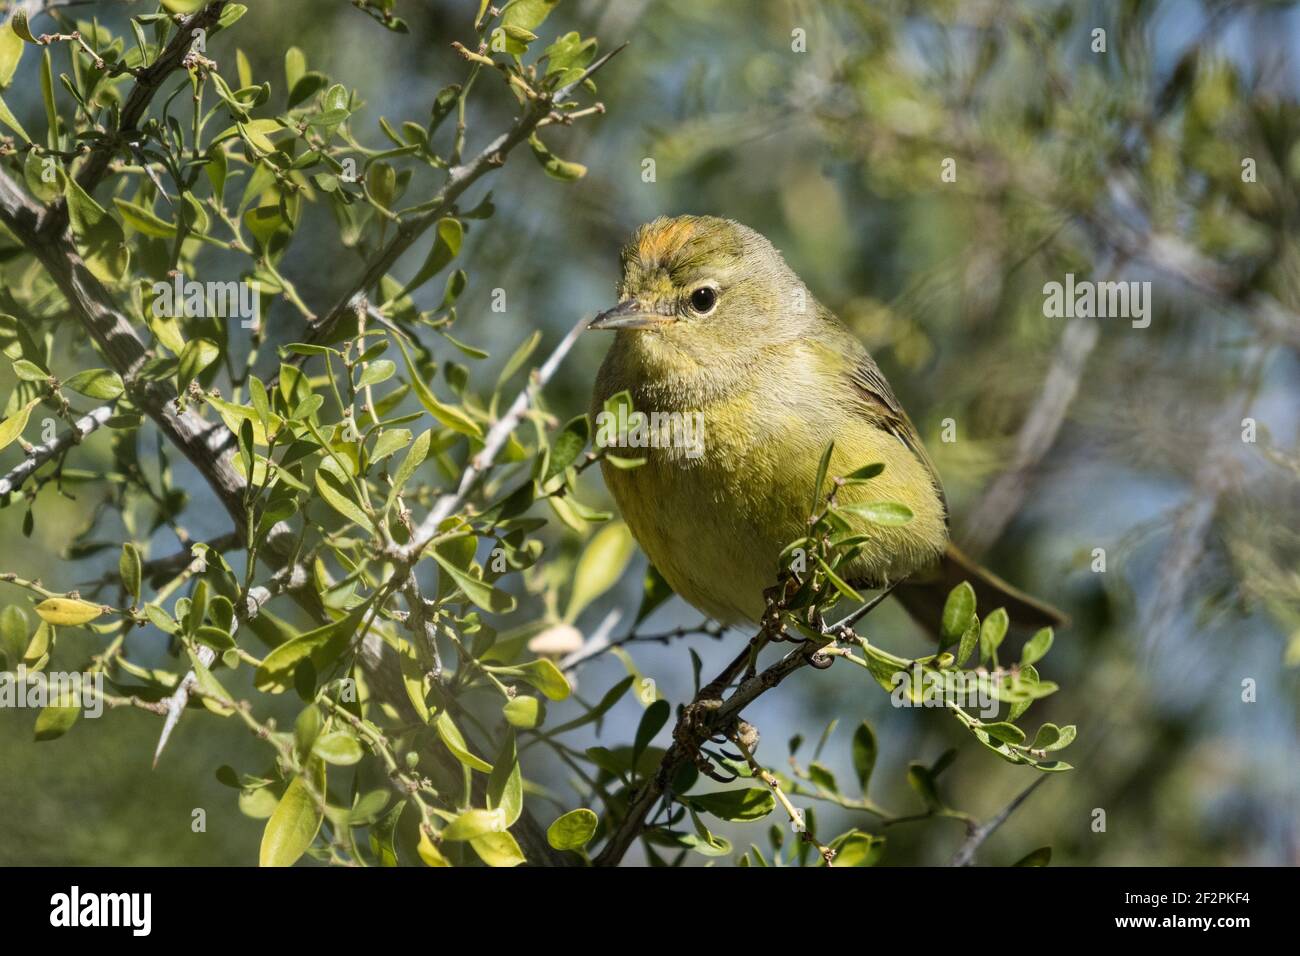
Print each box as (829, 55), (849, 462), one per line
(259, 761), (325, 867)
(0, 90), (29, 141)
(0, 398), (39, 451)
(547, 808), (597, 850)
(0, 17), (23, 89)
(469, 830), (526, 867)
(34, 598), (104, 627)
(417, 828), (451, 866)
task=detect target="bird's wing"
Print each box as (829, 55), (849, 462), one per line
(814, 318), (948, 518)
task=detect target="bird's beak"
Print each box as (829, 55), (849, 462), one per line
(587, 299), (677, 331)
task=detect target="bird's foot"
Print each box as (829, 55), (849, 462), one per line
(674, 691), (744, 782)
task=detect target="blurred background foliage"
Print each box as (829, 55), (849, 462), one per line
(1, 0), (1297, 865)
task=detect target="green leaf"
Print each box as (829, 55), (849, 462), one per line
(632, 699), (670, 765)
(502, 695), (543, 729)
(398, 217), (463, 297)
(691, 788), (775, 822)
(238, 118), (282, 153)
(64, 368), (124, 400)
(843, 462), (885, 482)
(547, 808), (598, 850)
(434, 710), (492, 772)
(513, 658), (571, 701)
(498, 330), (541, 391)
(416, 828), (451, 866)
(831, 831), (886, 867)
(981, 721), (1026, 745)
(527, 133), (587, 180)
(119, 544), (141, 602)
(851, 721), (877, 793)
(387, 428), (430, 505)
(634, 563), (674, 627)
(502, 0), (560, 31)
(955, 616), (979, 667)
(113, 197), (176, 237)
(1020, 627), (1054, 667)
(34, 704), (80, 741)
(906, 763), (943, 812)
(1031, 722), (1076, 751)
(431, 546), (516, 613)
(12, 359), (44, 381)
(544, 32), (598, 80)
(809, 761), (839, 793)
(177, 338), (219, 393)
(356, 359), (396, 389)
(1013, 846), (1052, 866)
(369, 428), (410, 463)
(544, 414), (590, 482)
(815, 556), (863, 602)
(314, 469), (375, 534)
(23, 149), (63, 202)
(393, 334), (482, 438)
(284, 46), (306, 94)
(253, 606), (371, 693)
(64, 177), (127, 282)
(259, 761), (325, 867)
(369, 801), (405, 866)
(563, 521), (635, 621)
(941, 581), (977, 646)
(442, 807), (500, 842)
(312, 730), (364, 766)
(812, 440), (834, 513)
(486, 731), (523, 827)
(980, 607), (1009, 664)
(837, 500), (914, 526)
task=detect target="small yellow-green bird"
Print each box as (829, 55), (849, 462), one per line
(589, 215), (1061, 635)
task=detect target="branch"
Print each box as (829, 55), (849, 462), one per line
(0, 403), (113, 497)
(390, 308), (592, 563)
(38, 1), (230, 236)
(592, 638), (820, 867)
(299, 42), (626, 347)
(0, 171), (248, 526)
(138, 530), (242, 583)
(153, 564), (303, 766)
(208, 40), (628, 462)
(949, 775), (1050, 866)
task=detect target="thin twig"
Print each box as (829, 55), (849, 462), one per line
(392, 310), (591, 563)
(0, 404), (113, 497)
(949, 775), (1050, 866)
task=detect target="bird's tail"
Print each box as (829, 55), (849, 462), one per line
(891, 542), (1067, 640)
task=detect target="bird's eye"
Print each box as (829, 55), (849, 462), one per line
(689, 286), (717, 314)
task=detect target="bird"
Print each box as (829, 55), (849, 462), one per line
(588, 214), (1062, 637)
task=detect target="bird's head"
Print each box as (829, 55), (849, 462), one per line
(589, 216), (813, 377)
